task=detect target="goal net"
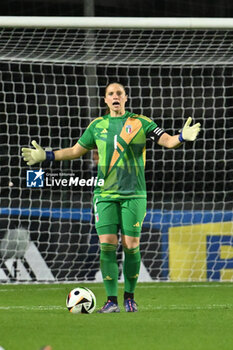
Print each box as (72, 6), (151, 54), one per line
(0, 17), (233, 282)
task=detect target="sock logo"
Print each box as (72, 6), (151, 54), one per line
(104, 275), (113, 280)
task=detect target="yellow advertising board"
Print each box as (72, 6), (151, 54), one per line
(169, 221), (233, 281)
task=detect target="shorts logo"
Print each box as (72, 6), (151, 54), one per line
(126, 125), (132, 134)
(26, 169), (44, 187)
(133, 222), (140, 227)
(95, 213), (99, 222)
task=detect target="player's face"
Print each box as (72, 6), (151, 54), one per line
(104, 83), (128, 115)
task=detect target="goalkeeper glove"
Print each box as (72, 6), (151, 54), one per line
(179, 117), (201, 142)
(22, 140), (54, 166)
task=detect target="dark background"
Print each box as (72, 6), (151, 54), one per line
(0, 0), (232, 17)
(0, 1), (232, 211)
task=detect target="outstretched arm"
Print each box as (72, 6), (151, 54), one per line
(157, 133), (181, 149)
(157, 117), (201, 149)
(54, 142), (88, 161)
(22, 140), (88, 166)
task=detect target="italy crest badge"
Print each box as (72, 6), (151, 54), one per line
(126, 125), (132, 134)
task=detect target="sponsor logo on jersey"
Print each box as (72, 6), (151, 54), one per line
(153, 127), (164, 136)
(125, 125), (132, 134)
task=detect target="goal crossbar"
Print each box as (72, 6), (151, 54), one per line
(0, 16), (233, 29)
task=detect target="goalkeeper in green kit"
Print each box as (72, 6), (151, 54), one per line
(22, 82), (201, 313)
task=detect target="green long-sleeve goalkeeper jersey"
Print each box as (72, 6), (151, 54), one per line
(78, 111), (161, 200)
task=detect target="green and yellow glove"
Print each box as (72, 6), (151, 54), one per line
(179, 117), (201, 142)
(22, 140), (47, 166)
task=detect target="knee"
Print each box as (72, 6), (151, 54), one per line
(122, 236), (140, 250)
(99, 234), (118, 245)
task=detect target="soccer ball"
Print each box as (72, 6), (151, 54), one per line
(66, 287), (96, 314)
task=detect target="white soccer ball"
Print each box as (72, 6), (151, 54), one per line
(66, 287), (96, 314)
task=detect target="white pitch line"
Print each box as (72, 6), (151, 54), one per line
(0, 305), (65, 310)
(0, 304), (232, 311)
(0, 287), (64, 292)
(142, 304), (233, 311)
(136, 284), (233, 289)
(0, 283), (233, 293)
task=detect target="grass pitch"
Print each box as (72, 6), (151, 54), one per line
(0, 282), (233, 350)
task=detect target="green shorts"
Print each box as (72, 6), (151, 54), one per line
(93, 197), (147, 237)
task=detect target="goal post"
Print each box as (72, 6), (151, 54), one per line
(0, 17), (233, 283)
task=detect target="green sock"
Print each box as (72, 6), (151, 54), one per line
(100, 243), (118, 298)
(123, 246), (141, 294)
